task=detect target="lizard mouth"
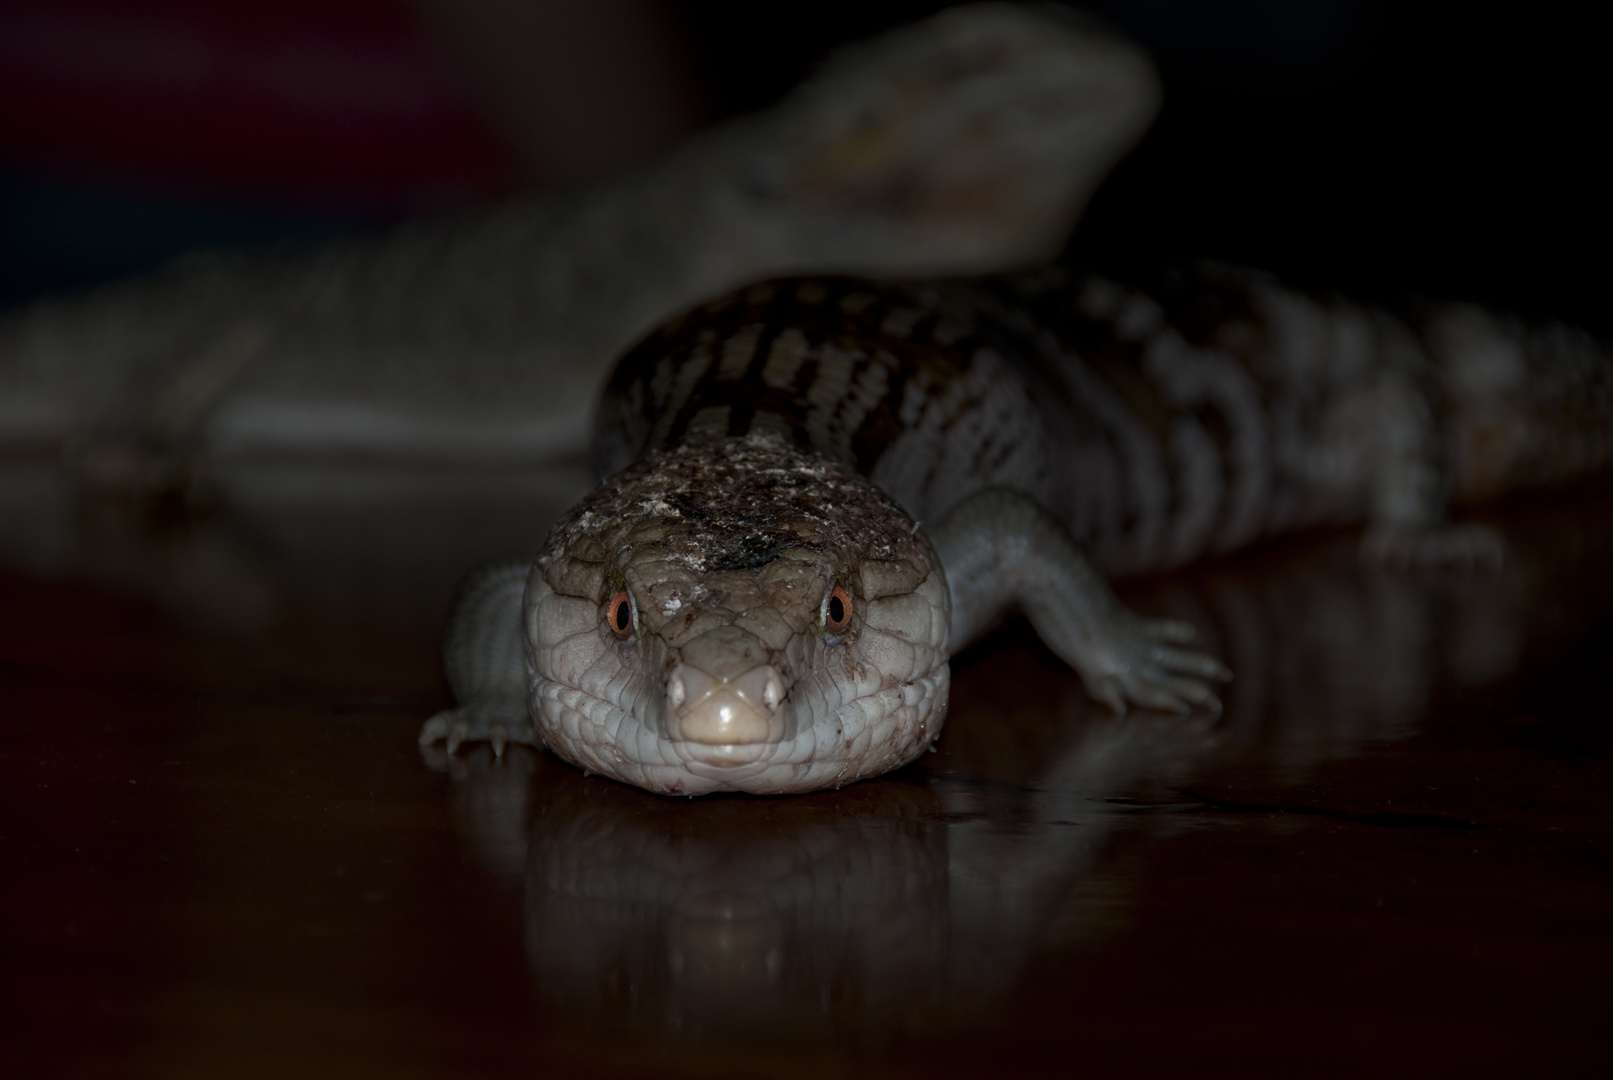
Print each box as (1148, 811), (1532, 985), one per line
(676, 745), (778, 773)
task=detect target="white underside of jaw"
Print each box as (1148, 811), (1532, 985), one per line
(532, 667), (950, 795)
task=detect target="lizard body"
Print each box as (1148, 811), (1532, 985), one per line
(423, 265), (1612, 794)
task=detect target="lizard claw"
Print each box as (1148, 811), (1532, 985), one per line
(1089, 676), (1129, 717)
(1073, 612), (1231, 717)
(418, 698), (537, 756)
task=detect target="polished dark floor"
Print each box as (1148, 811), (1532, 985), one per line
(3, 465), (1612, 1078)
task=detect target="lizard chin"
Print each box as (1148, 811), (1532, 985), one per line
(673, 741), (778, 769)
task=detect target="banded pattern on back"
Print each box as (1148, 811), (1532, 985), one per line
(594, 268), (1443, 577)
(592, 278), (1051, 523)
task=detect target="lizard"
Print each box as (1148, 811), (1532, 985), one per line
(420, 262), (1613, 795)
(0, 4), (1158, 503)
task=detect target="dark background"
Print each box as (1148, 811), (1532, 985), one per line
(2, 0), (1608, 332)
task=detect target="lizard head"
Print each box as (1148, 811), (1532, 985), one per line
(526, 434), (950, 795)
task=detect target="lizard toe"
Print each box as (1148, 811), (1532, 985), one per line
(1141, 617), (1198, 644)
(1151, 643), (1232, 682)
(1120, 674), (1193, 714)
(417, 713), (450, 746)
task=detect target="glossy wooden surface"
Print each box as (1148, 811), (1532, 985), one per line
(3, 465), (1611, 1077)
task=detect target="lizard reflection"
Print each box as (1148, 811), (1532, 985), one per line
(427, 494), (1613, 1042)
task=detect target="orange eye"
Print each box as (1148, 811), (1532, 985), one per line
(606, 591), (634, 638)
(823, 586), (853, 636)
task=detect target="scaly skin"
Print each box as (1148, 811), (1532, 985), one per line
(420, 430), (1227, 795)
(422, 267), (1612, 795)
(428, 435), (958, 794)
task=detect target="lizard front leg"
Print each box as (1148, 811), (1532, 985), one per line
(419, 559), (540, 757)
(929, 488), (1231, 715)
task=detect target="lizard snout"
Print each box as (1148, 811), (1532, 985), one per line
(666, 661), (787, 757)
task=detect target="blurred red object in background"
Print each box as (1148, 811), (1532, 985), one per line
(0, 0), (517, 212)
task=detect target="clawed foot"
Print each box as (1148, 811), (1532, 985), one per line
(1073, 613), (1233, 717)
(418, 697), (538, 758)
(934, 487), (1234, 720)
(1360, 523), (1507, 571)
